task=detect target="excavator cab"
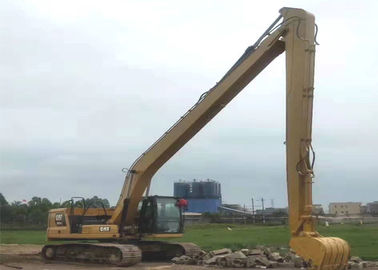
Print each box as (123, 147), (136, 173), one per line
(139, 196), (184, 235)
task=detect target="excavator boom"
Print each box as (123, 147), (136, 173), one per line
(108, 7), (350, 269)
(110, 22), (285, 226)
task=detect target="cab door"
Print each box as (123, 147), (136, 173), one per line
(139, 198), (156, 233)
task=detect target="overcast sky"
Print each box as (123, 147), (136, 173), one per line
(1, 0), (377, 210)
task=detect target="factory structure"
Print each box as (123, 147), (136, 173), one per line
(329, 202), (362, 216)
(174, 179), (221, 213)
(173, 179), (378, 218)
(329, 201), (378, 216)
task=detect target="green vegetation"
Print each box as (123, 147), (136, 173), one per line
(0, 193), (110, 229)
(1, 230), (47, 245)
(171, 224), (290, 251)
(1, 224), (377, 260)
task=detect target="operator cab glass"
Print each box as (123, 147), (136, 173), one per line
(139, 196), (183, 234)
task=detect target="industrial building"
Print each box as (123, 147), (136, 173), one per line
(329, 202), (361, 216)
(367, 201), (378, 215)
(174, 179), (221, 213)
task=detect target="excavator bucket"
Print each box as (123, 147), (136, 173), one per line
(290, 235), (350, 270)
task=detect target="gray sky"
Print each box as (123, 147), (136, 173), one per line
(1, 0), (377, 210)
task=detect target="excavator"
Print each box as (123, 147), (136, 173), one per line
(42, 7), (350, 269)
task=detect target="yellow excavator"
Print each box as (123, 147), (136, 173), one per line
(42, 7), (350, 269)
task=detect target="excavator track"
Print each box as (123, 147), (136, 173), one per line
(132, 241), (201, 261)
(42, 243), (141, 266)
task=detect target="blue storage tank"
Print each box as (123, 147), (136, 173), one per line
(190, 181), (201, 198)
(174, 182), (190, 198)
(202, 181), (220, 198)
(174, 179), (222, 213)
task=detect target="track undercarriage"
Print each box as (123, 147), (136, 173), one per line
(41, 241), (200, 266)
(42, 243), (141, 266)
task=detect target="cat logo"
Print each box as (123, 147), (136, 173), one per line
(99, 226), (111, 232)
(55, 213), (65, 226)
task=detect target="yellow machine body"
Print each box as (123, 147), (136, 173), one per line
(47, 208), (120, 240)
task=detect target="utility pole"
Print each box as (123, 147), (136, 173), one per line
(251, 197), (255, 224)
(243, 204), (246, 224)
(262, 198), (265, 224)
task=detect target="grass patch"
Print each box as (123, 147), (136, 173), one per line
(166, 224), (290, 251)
(1, 224), (377, 260)
(1, 230), (47, 245)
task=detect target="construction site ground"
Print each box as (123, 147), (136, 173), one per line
(1, 245), (377, 270)
(2, 225), (378, 260)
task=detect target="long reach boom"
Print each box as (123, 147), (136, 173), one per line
(110, 8), (350, 270)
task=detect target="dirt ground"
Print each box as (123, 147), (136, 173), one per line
(1, 245), (377, 270)
(0, 244), (172, 270)
(0, 244), (225, 270)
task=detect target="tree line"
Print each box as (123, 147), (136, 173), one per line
(0, 193), (110, 229)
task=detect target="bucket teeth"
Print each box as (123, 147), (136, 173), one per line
(290, 236), (350, 270)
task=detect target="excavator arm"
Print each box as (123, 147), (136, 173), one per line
(109, 11), (286, 227)
(109, 7), (349, 269)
